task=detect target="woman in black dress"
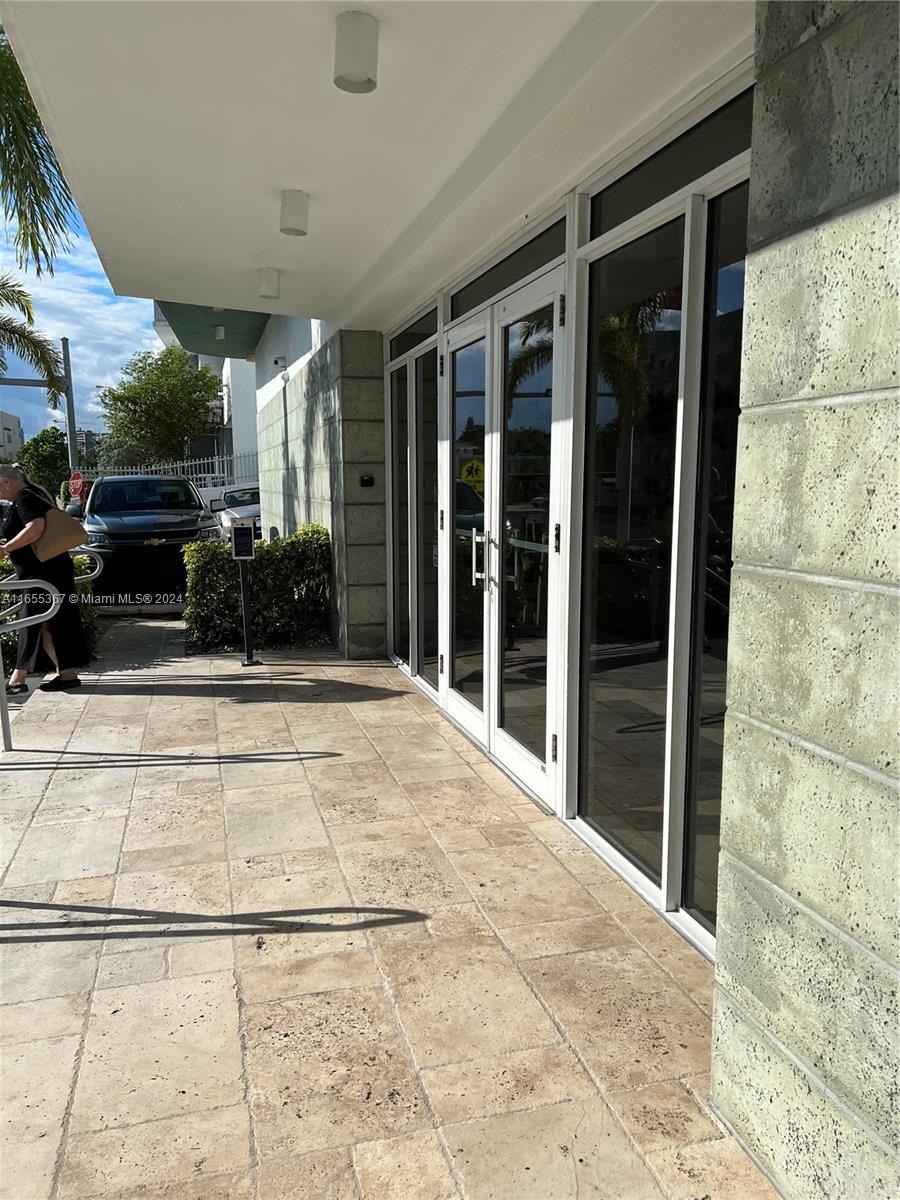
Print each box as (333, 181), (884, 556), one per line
(0, 464), (88, 694)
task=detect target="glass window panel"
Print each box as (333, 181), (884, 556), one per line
(499, 303), (554, 761)
(389, 308), (438, 360)
(416, 348), (440, 689)
(450, 221), (565, 320)
(579, 217), (685, 884)
(451, 339), (487, 709)
(683, 182), (749, 929)
(590, 91), (753, 239)
(390, 365), (410, 663)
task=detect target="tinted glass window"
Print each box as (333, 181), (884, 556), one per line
(415, 348), (440, 689)
(579, 217), (686, 883)
(224, 488), (260, 507)
(590, 91), (753, 239)
(391, 366), (410, 663)
(389, 309), (438, 360)
(91, 479), (201, 513)
(450, 220), (565, 320)
(682, 181), (748, 930)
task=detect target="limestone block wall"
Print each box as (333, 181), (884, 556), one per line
(257, 329), (387, 658)
(711, 3), (899, 1197)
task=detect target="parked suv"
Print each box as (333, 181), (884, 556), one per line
(76, 475), (221, 595)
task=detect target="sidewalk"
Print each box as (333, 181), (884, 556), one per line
(0, 619), (778, 1200)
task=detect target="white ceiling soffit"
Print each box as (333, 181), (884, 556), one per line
(4, 1), (754, 331)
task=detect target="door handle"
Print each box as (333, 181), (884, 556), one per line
(471, 527), (488, 587)
(506, 529), (520, 588)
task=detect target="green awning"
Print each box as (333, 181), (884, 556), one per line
(156, 301), (270, 358)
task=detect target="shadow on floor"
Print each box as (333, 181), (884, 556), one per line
(2, 749), (339, 771)
(73, 677), (399, 704)
(0, 899), (429, 943)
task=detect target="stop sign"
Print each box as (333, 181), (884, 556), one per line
(69, 471), (83, 497)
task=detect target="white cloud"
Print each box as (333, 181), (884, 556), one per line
(0, 226), (157, 442)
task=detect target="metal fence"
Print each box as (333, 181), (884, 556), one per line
(100, 451), (258, 491)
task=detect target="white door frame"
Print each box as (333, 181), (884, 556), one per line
(562, 152), (750, 959)
(442, 311), (494, 747)
(440, 267), (566, 802)
(488, 265), (566, 801)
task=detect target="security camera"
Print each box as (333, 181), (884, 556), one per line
(273, 355), (286, 368)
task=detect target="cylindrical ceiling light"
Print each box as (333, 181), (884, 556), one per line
(214, 325), (225, 341)
(258, 268), (281, 300)
(280, 189), (309, 237)
(334, 10), (378, 93)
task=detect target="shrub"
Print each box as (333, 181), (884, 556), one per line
(0, 553), (101, 667)
(183, 524), (332, 655)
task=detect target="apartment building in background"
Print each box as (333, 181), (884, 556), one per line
(0, 410), (24, 458)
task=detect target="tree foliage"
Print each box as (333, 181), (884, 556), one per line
(0, 25), (76, 276)
(98, 346), (220, 464)
(0, 270), (65, 405)
(18, 424), (69, 497)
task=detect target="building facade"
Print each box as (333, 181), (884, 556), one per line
(7, 3), (896, 1196)
(0, 410), (24, 458)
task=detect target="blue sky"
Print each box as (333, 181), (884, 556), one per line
(0, 214), (158, 442)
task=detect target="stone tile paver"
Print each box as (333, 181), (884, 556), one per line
(0, 618), (772, 1199)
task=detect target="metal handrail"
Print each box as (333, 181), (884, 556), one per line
(0, 548), (104, 752)
(1, 547), (104, 622)
(0, 578), (63, 751)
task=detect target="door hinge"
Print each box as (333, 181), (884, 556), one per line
(439, 653), (444, 674)
(551, 734), (558, 763)
(558, 294), (566, 327)
(439, 354), (445, 377)
(554, 523), (561, 553)
(439, 509), (444, 531)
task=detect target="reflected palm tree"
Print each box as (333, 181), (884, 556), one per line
(505, 296), (665, 428)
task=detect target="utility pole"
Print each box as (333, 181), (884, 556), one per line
(0, 337), (78, 466)
(61, 337), (78, 470)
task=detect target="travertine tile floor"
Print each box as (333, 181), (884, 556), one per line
(0, 619), (780, 1200)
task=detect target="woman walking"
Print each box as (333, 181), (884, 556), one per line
(0, 464), (87, 693)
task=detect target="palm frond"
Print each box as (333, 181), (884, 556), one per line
(0, 270), (33, 320)
(0, 312), (64, 406)
(0, 27), (76, 275)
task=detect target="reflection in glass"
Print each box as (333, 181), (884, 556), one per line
(451, 339), (487, 709)
(499, 304), (554, 760)
(579, 218), (685, 883)
(683, 183), (748, 928)
(416, 349), (440, 689)
(390, 365), (409, 663)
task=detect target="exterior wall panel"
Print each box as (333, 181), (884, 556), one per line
(257, 329), (386, 658)
(712, 3), (900, 1195)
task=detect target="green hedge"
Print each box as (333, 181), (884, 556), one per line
(0, 553), (101, 667)
(183, 524), (332, 654)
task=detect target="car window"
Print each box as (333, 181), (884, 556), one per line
(223, 488), (260, 507)
(455, 479), (484, 513)
(90, 479), (202, 513)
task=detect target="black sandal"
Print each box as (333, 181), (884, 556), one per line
(5, 683), (28, 696)
(38, 676), (82, 692)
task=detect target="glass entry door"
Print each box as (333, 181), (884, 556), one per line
(445, 267), (565, 799)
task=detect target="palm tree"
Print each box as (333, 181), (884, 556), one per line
(505, 295), (665, 428)
(0, 272), (64, 405)
(0, 24), (76, 276)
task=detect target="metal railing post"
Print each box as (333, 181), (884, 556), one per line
(0, 579), (64, 752)
(0, 550), (104, 752)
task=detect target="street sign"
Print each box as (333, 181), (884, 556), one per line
(69, 471), (83, 498)
(461, 458), (485, 493)
(230, 517), (255, 560)
(229, 518), (261, 666)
